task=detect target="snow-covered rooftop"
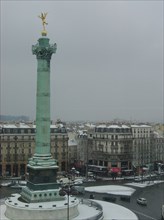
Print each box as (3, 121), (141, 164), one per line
(108, 125), (121, 128)
(85, 123), (96, 128)
(96, 125), (130, 129)
(3, 124), (18, 128)
(78, 130), (87, 135)
(19, 123), (30, 128)
(50, 125), (57, 128)
(131, 125), (151, 128)
(121, 125), (130, 128)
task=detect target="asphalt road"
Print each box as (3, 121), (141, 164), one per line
(125, 182), (164, 220)
(83, 181), (164, 220)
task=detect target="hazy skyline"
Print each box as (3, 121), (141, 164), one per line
(1, 1), (163, 123)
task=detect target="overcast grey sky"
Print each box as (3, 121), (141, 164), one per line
(1, 1), (163, 122)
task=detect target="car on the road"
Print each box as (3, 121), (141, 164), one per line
(137, 198), (147, 206)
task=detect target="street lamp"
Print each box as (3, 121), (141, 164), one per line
(59, 179), (72, 220)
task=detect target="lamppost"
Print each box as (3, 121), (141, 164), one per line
(157, 163), (162, 180)
(141, 138), (144, 183)
(85, 137), (88, 180)
(59, 178), (72, 220)
(67, 137), (69, 173)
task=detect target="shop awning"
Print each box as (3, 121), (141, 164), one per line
(110, 167), (121, 173)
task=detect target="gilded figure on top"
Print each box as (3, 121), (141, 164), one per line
(38, 12), (48, 35)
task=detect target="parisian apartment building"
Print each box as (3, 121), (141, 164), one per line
(76, 124), (164, 173)
(0, 122), (69, 177)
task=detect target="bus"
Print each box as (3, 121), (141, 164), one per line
(88, 165), (108, 176)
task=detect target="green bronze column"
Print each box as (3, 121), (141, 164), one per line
(21, 14), (61, 203)
(32, 37), (56, 158)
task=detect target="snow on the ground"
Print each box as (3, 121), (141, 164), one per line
(73, 202), (101, 220)
(96, 200), (138, 220)
(75, 199), (138, 220)
(125, 180), (164, 188)
(0, 205), (8, 220)
(85, 185), (135, 196)
(0, 199), (138, 220)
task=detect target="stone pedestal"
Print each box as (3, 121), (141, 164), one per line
(5, 194), (79, 220)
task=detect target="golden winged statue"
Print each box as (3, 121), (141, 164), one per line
(38, 12), (48, 36)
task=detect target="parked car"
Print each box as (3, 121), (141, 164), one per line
(137, 198), (147, 206)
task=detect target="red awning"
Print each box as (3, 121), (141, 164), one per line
(110, 167), (121, 173)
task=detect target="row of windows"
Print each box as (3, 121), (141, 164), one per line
(94, 145), (130, 152)
(92, 134), (132, 139)
(133, 129), (151, 133)
(0, 136), (35, 140)
(95, 128), (131, 133)
(0, 127), (67, 134)
(0, 135), (68, 141)
(0, 128), (35, 134)
(133, 134), (151, 138)
(0, 136), (68, 146)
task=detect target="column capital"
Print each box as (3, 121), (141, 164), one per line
(32, 38), (57, 60)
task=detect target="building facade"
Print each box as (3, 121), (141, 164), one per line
(1, 122), (164, 177)
(151, 133), (164, 164)
(76, 124), (164, 175)
(0, 123), (68, 177)
(131, 125), (153, 169)
(77, 125), (133, 172)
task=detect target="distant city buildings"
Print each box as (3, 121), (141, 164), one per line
(0, 121), (164, 177)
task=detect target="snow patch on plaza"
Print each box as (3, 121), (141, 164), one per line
(125, 180), (164, 188)
(85, 185), (135, 196)
(0, 199), (138, 220)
